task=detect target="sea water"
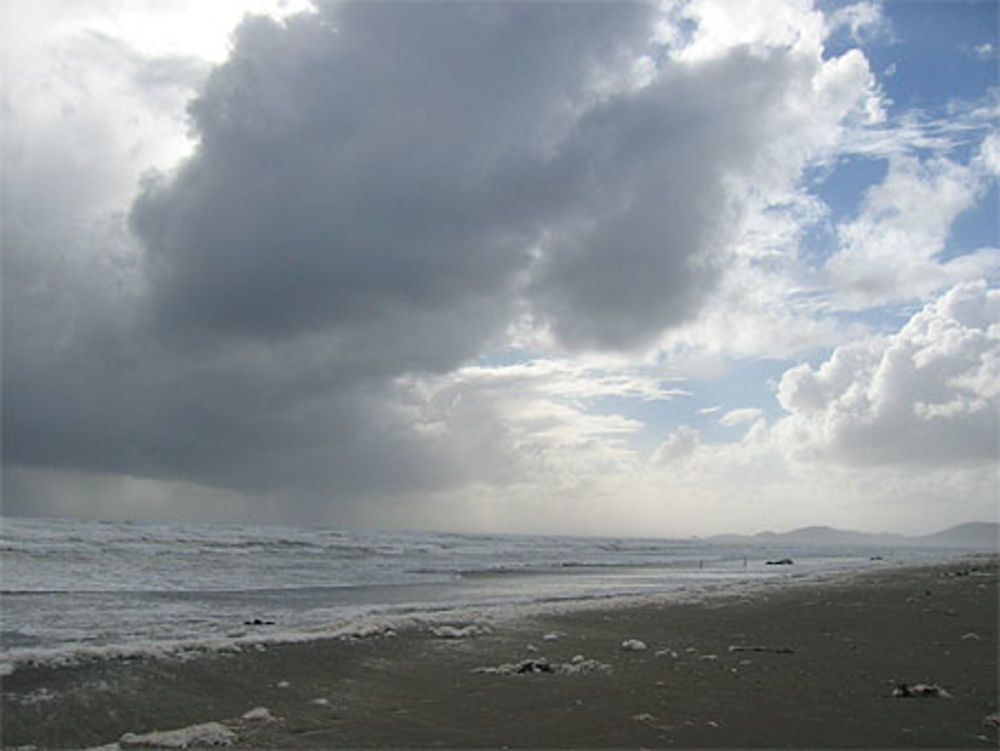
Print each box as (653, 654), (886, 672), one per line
(0, 515), (961, 675)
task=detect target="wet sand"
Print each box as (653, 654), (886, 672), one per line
(3, 557), (997, 749)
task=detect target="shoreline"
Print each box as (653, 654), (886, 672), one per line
(0, 551), (966, 678)
(3, 555), (997, 748)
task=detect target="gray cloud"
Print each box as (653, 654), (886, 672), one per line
(530, 47), (802, 348)
(131, 3), (653, 356)
(131, 3), (809, 354)
(6, 3), (648, 509)
(3, 2), (872, 520)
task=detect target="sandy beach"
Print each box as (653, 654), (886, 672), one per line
(3, 556), (997, 749)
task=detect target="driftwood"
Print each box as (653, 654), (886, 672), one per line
(727, 645), (794, 654)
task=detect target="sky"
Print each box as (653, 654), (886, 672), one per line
(2, 0), (997, 538)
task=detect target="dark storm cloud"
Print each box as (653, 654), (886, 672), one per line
(3, 2), (821, 515)
(129, 1), (788, 354)
(131, 2), (654, 360)
(530, 48), (797, 347)
(2, 299), (448, 501)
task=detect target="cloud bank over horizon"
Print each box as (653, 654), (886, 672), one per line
(3, 0), (998, 536)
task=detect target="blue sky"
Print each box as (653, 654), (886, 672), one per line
(601, 0), (998, 448)
(869, 0), (997, 107)
(2, 0), (998, 536)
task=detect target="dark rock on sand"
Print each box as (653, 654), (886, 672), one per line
(515, 659), (553, 674)
(892, 682), (952, 699)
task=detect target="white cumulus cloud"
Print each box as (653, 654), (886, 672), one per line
(775, 280), (1000, 465)
(825, 155), (999, 308)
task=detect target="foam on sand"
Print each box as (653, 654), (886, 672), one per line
(429, 624), (493, 638)
(118, 721), (237, 748)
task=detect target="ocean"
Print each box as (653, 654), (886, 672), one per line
(0, 515), (970, 677)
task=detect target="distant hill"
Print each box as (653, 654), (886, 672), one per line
(915, 522), (999, 550)
(708, 522), (998, 550)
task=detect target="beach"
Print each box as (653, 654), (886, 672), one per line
(3, 556), (997, 749)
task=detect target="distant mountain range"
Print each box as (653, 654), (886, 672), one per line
(707, 522), (998, 550)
